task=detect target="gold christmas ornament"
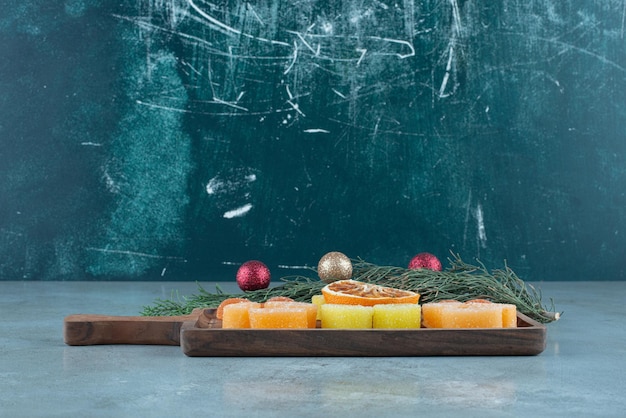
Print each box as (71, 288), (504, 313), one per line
(317, 251), (353, 283)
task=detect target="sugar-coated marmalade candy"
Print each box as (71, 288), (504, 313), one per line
(311, 294), (326, 320)
(441, 303), (503, 328)
(421, 300), (461, 328)
(320, 304), (373, 329)
(248, 306), (309, 329)
(221, 302), (262, 328)
(263, 301), (318, 328)
(372, 303), (421, 329)
(422, 300), (517, 329)
(501, 304), (518, 328)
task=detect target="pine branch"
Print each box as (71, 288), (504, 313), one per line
(140, 253), (560, 323)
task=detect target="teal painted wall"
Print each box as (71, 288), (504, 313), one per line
(1, 0), (624, 281)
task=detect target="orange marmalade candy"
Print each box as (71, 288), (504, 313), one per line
(221, 302), (262, 328)
(263, 301), (318, 328)
(422, 300), (517, 329)
(248, 306), (310, 329)
(216, 298), (250, 320)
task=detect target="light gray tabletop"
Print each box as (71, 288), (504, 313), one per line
(1, 280), (624, 417)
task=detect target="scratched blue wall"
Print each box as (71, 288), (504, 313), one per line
(1, 0), (625, 280)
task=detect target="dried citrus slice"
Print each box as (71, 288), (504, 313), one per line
(321, 279), (420, 306)
(216, 297), (250, 320)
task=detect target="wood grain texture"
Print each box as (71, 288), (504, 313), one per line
(63, 308), (206, 346)
(180, 311), (547, 357)
(64, 308), (546, 355)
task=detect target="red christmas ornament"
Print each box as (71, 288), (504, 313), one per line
(236, 260), (271, 291)
(408, 252), (442, 271)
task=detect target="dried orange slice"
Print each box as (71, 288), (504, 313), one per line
(216, 297), (250, 319)
(321, 279), (420, 306)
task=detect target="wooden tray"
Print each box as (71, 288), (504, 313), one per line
(180, 309), (547, 357)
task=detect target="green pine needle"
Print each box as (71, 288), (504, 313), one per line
(140, 253), (560, 323)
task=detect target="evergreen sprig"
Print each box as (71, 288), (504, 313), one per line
(141, 253), (560, 323)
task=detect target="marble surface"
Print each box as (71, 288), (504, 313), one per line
(1, 280), (624, 417)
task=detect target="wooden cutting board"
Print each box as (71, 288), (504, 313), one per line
(179, 310), (547, 356)
(64, 309), (547, 356)
(63, 308), (215, 346)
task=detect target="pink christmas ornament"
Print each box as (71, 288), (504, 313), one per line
(408, 252), (442, 271)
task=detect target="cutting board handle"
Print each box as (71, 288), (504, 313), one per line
(63, 309), (204, 346)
